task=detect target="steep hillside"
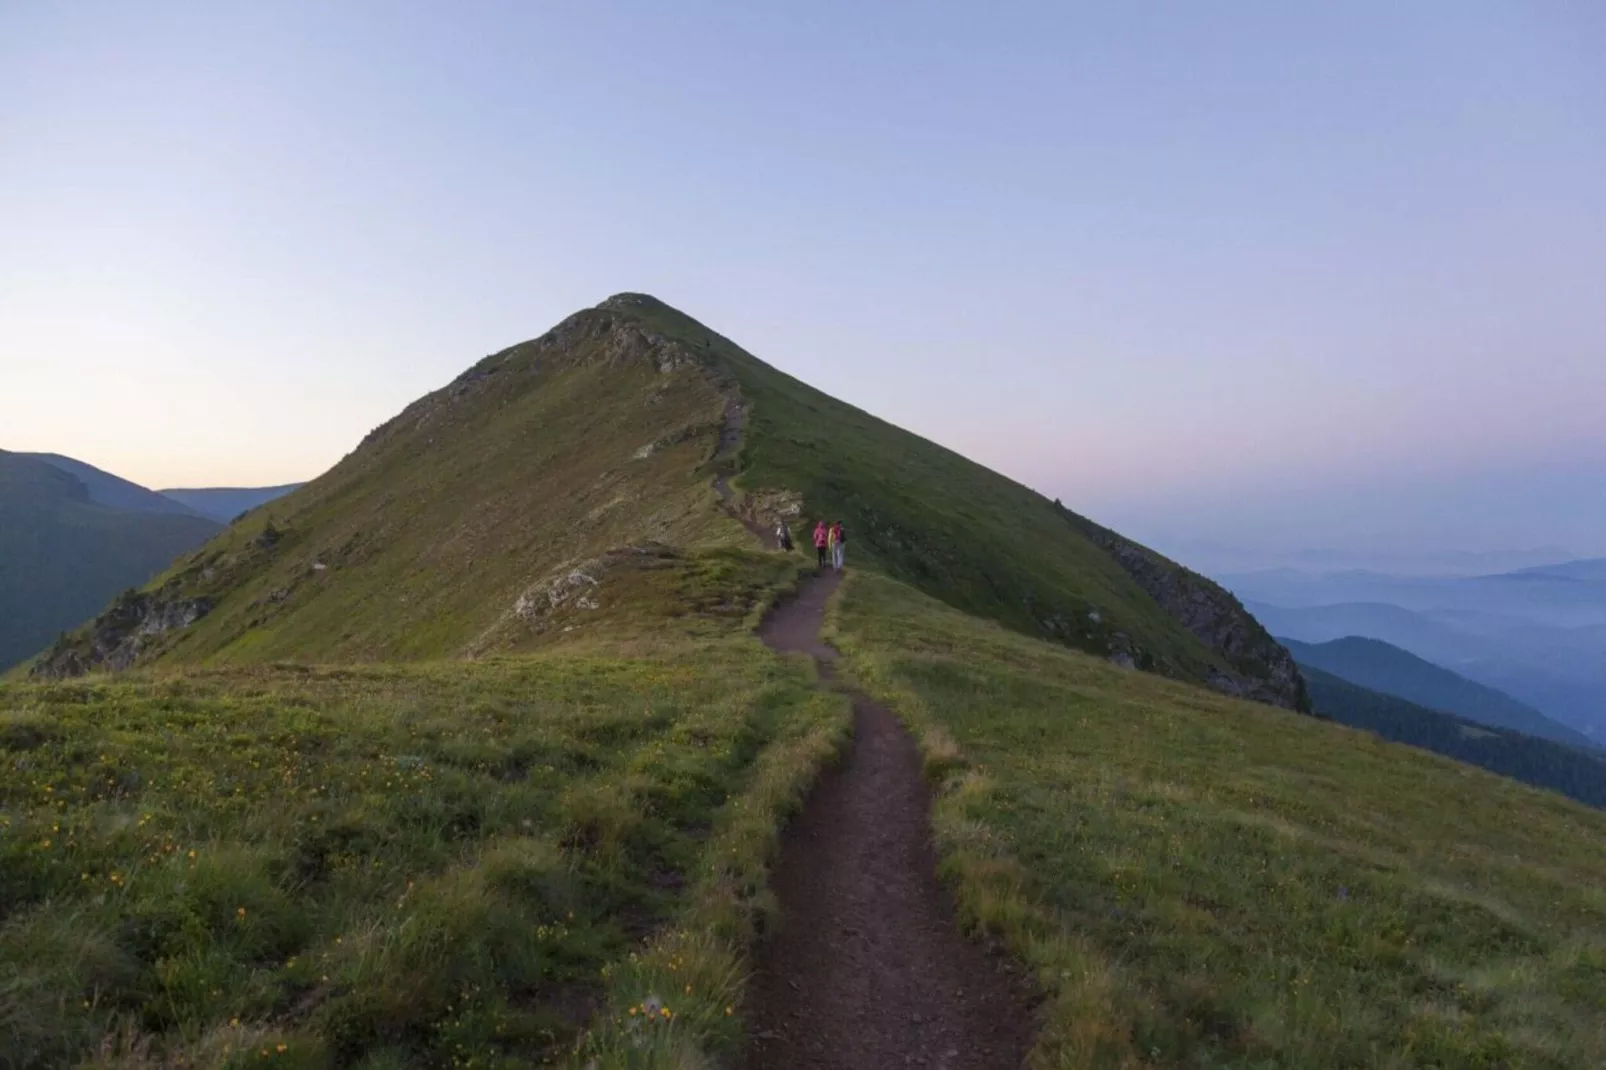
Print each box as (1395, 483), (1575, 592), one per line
(1299, 666), (1606, 809)
(159, 483), (304, 522)
(1284, 635), (1593, 749)
(583, 295), (1304, 708)
(23, 452), (207, 516)
(32, 302), (772, 673)
(34, 295), (1304, 709)
(0, 452), (221, 670)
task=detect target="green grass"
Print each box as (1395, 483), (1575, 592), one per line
(832, 571), (1606, 1069)
(0, 634), (848, 1069)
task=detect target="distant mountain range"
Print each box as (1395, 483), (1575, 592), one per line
(0, 451), (299, 669)
(1226, 565), (1606, 742)
(1281, 636), (1594, 750)
(159, 484), (305, 522)
(1162, 541), (1579, 578)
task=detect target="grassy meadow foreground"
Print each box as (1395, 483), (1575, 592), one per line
(0, 636), (846, 1068)
(15, 294), (1606, 1068)
(834, 573), (1606, 1069)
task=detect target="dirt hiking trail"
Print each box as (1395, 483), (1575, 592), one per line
(744, 570), (1034, 1069)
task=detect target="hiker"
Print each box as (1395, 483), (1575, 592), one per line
(831, 520), (845, 571)
(813, 521), (829, 570)
(776, 520), (794, 552)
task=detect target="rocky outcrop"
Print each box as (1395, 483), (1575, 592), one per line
(32, 586), (213, 678)
(1055, 505), (1309, 712)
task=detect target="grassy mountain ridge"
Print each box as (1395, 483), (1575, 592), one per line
(1284, 635), (1593, 749)
(35, 295), (1303, 710)
(587, 294), (1305, 707)
(0, 451), (222, 671)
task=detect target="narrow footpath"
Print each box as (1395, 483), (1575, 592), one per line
(743, 570), (1034, 1069)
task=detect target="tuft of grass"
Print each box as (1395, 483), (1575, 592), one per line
(0, 631), (841, 1068)
(833, 571), (1606, 1069)
(569, 681), (850, 1068)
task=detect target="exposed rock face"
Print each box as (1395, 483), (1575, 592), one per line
(32, 586), (213, 678)
(1056, 506), (1309, 711)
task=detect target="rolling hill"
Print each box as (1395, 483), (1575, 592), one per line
(1281, 635), (1594, 749)
(23, 452), (207, 517)
(10, 295), (1606, 1068)
(0, 451), (222, 670)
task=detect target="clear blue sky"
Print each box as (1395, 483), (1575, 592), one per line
(4, 2), (1604, 560)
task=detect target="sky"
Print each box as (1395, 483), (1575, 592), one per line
(4, 1), (1604, 564)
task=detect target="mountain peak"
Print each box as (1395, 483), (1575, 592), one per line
(597, 292), (673, 313)
(31, 297), (1306, 713)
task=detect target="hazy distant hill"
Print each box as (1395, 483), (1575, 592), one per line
(1245, 599), (1482, 667)
(159, 483), (303, 522)
(1512, 558), (1606, 582)
(0, 451), (220, 669)
(1252, 598), (1606, 738)
(1224, 565), (1606, 628)
(24, 452), (206, 517)
(1282, 635), (1593, 749)
(1301, 666), (1606, 810)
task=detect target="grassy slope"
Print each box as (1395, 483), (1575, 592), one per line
(600, 296), (1258, 691)
(1284, 636), (1593, 748)
(4, 305), (857, 1067)
(33, 312), (759, 672)
(834, 572), (1606, 1069)
(0, 454), (221, 670)
(0, 630), (848, 1069)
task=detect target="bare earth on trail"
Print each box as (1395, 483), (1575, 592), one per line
(744, 571), (1034, 1069)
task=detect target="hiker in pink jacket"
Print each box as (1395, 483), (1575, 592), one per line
(813, 521), (829, 571)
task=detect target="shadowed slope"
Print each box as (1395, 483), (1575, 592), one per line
(0, 452), (221, 670)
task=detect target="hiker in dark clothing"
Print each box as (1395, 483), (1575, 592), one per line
(776, 520), (794, 552)
(831, 521), (846, 571)
(813, 521), (829, 570)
